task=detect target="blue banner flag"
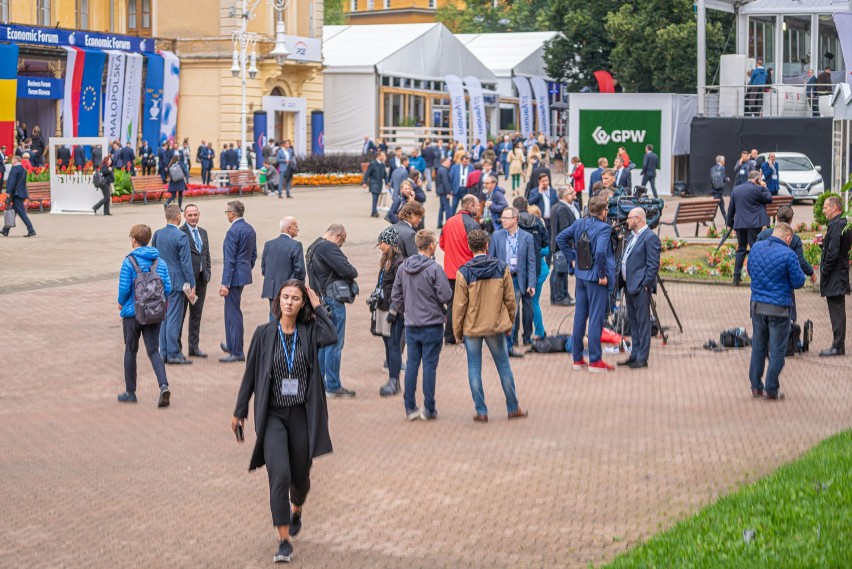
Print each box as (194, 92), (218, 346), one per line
(78, 48), (105, 137)
(142, 53), (164, 148)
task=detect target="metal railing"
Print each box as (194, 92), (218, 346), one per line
(379, 126), (457, 149)
(701, 84), (834, 118)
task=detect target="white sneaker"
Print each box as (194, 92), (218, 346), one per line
(406, 408), (421, 421)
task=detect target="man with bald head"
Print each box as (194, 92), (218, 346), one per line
(261, 216), (306, 317)
(618, 207), (661, 369)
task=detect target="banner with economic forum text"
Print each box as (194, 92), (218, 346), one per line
(578, 109), (661, 171)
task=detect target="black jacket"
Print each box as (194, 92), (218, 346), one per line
(99, 162), (115, 185)
(436, 165), (452, 196)
(641, 152), (659, 177)
(362, 159), (386, 195)
(306, 238), (358, 295)
(378, 253), (405, 311)
(820, 215), (852, 298)
(56, 146), (72, 166)
(261, 235), (306, 299)
(73, 145), (86, 167)
(181, 223), (213, 284)
(524, 166), (552, 196)
(234, 312), (337, 471)
(726, 182), (772, 230)
(550, 200), (579, 252)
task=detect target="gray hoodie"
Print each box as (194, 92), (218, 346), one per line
(390, 254), (453, 327)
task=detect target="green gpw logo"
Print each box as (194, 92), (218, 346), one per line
(579, 110), (661, 167)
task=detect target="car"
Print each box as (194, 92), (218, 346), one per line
(758, 152), (824, 203)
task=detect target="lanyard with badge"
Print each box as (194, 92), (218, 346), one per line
(277, 324), (299, 397)
(509, 234), (519, 271)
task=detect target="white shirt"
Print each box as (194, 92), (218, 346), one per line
(566, 201), (580, 220)
(621, 225), (648, 280)
(540, 188), (552, 219)
(460, 165), (468, 188)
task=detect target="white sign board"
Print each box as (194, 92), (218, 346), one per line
(48, 137), (109, 214)
(281, 35), (322, 63)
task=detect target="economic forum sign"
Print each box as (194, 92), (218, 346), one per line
(0, 24), (154, 54)
(578, 109), (661, 169)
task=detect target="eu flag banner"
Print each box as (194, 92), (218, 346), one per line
(62, 47), (106, 137)
(0, 43), (18, 156)
(142, 53), (164, 148)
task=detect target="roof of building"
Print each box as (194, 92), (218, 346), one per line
(708, 0), (848, 14)
(456, 31), (561, 79)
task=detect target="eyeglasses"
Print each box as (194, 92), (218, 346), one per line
(500, 215), (515, 221)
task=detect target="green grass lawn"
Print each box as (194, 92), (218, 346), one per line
(603, 430), (852, 568)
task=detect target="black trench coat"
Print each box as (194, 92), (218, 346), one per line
(234, 307), (336, 471)
(820, 216), (852, 298)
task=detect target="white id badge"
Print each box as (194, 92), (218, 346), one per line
(510, 256), (517, 269)
(281, 378), (298, 396)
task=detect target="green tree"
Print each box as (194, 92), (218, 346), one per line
(325, 0), (345, 26)
(436, 0), (552, 34)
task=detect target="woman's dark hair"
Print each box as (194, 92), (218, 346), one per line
(271, 280), (316, 323)
(168, 155), (179, 167)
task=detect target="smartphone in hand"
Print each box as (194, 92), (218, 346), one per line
(236, 423), (244, 442)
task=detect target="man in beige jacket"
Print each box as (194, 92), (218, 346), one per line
(453, 229), (528, 423)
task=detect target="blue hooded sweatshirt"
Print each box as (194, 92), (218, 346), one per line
(117, 246), (173, 318)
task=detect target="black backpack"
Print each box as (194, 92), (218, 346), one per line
(576, 230), (593, 271)
(786, 320), (813, 356)
(127, 256), (167, 325)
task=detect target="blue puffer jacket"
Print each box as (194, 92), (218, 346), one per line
(118, 246), (173, 318)
(748, 236), (806, 308)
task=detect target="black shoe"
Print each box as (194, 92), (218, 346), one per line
(732, 276), (741, 286)
(371, 213), (379, 218)
(188, 348), (208, 358)
(289, 510), (302, 537)
(819, 347), (845, 357)
(326, 387), (356, 398)
(117, 391), (137, 403)
(1, 229), (8, 237)
(617, 358), (635, 366)
(551, 299), (575, 307)
(157, 386), (170, 408)
(379, 378), (400, 397)
(627, 360), (648, 369)
(219, 354), (246, 363)
(166, 355), (193, 365)
(24, 231), (36, 237)
(92, 206), (98, 215)
(508, 348), (525, 358)
(273, 540), (293, 563)
(220, 342), (230, 353)
(104, 213), (112, 216)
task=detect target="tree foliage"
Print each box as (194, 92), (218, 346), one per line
(437, 0), (552, 34)
(325, 0), (345, 26)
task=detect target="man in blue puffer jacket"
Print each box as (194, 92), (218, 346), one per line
(117, 224), (173, 406)
(747, 222), (806, 401)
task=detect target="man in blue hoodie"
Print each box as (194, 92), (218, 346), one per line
(117, 224), (173, 406)
(389, 229), (453, 421)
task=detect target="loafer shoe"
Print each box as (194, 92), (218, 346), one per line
(617, 358), (635, 366)
(219, 355), (246, 363)
(473, 414), (488, 423)
(188, 348), (208, 358)
(508, 409), (528, 420)
(626, 360), (648, 369)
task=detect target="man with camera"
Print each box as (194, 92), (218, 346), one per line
(556, 196), (616, 373)
(747, 223), (806, 400)
(618, 208), (661, 369)
(727, 170), (772, 286)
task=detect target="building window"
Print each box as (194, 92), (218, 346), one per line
(350, 0), (357, 11)
(77, 0), (89, 29)
(127, 0), (152, 36)
(0, 0), (8, 24)
(367, 0), (374, 9)
(383, 0), (390, 7)
(428, 0), (435, 8)
(36, 0), (50, 26)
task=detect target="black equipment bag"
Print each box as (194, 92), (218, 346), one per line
(530, 335), (570, 353)
(786, 319), (813, 356)
(720, 327), (751, 348)
(576, 231), (592, 271)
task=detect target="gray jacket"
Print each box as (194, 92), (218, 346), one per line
(390, 254), (452, 327)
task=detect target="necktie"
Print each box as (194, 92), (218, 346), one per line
(193, 228), (202, 252)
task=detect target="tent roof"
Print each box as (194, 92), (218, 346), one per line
(708, 0), (847, 15)
(456, 31), (561, 78)
(322, 23), (497, 82)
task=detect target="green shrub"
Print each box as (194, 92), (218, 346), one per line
(813, 192), (841, 226)
(803, 242), (822, 267)
(114, 169), (132, 196)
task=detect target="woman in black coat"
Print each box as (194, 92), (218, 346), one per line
(93, 155), (115, 215)
(232, 279), (336, 563)
(164, 155), (187, 209)
(375, 226), (405, 396)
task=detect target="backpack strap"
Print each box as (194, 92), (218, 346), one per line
(127, 255), (143, 275)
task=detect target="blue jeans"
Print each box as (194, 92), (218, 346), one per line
(382, 313), (405, 380)
(403, 325), (443, 414)
(501, 158), (509, 179)
(464, 335), (519, 416)
(749, 312), (791, 396)
(437, 194), (450, 226)
(159, 290), (185, 359)
(319, 297), (346, 391)
(532, 264), (548, 337)
(572, 278), (608, 363)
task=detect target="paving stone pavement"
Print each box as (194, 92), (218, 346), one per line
(0, 186), (849, 568)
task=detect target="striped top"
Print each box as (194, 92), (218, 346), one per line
(270, 331), (308, 408)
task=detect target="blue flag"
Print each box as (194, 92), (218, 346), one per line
(78, 48), (105, 137)
(142, 53), (164, 148)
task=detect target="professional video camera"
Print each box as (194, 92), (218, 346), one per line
(606, 186), (665, 229)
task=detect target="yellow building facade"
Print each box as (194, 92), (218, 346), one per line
(343, 0), (459, 25)
(4, 0), (324, 156)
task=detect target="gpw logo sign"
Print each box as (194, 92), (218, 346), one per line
(579, 109), (661, 168)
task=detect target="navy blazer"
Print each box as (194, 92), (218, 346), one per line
(73, 145), (86, 167)
(589, 167), (604, 188)
(556, 216), (614, 283)
(622, 228), (661, 295)
(152, 224), (196, 290)
(488, 228), (537, 292)
(222, 218), (257, 287)
(528, 187), (558, 215)
(726, 182), (772, 230)
(449, 163), (472, 197)
(615, 168), (631, 189)
(362, 159), (386, 194)
(641, 152), (659, 178)
(261, 234), (305, 299)
(5, 164), (27, 199)
(436, 165), (452, 196)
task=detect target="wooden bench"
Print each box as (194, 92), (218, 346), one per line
(226, 170), (258, 195)
(656, 198), (720, 237)
(27, 182), (52, 212)
(766, 195), (794, 220)
(130, 175), (166, 204)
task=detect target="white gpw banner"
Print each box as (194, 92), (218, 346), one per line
(529, 76), (551, 136)
(120, 53), (144, 146)
(444, 74), (468, 147)
(104, 51), (126, 141)
(464, 76), (487, 144)
(512, 76), (534, 137)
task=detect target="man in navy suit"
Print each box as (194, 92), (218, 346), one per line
(362, 151), (387, 217)
(613, 157), (631, 190)
(219, 200), (257, 362)
(179, 204), (212, 357)
(589, 157), (608, 188)
(727, 170), (772, 286)
(73, 145), (86, 170)
(489, 206), (537, 358)
(641, 144), (659, 198)
(219, 144), (228, 171)
(120, 142), (136, 175)
(436, 156), (452, 228)
(1, 156), (36, 237)
(449, 154), (471, 216)
(261, 216), (305, 316)
(618, 208), (661, 369)
(152, 205), (196, 364)
(225, 143), (238, 170)
(157, 142), (172, 183)
(56, 145), (72, 168)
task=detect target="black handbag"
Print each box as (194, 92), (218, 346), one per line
(325, 279), (358, 304)
(553, 250), (570, 274)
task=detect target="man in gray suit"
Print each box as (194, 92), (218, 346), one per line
(261, 216), (306, 316)
(152, 204), (196, 364)
(179, 204), (211, 357)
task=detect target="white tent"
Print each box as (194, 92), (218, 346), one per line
(322, 23), (497, 153)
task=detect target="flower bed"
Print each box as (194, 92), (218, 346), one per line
(291, 173), (362, 186)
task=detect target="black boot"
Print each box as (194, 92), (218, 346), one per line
(379, 378), (400, 397)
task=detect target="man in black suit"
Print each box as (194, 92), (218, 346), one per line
(56, 145), (72, 169)
(641, 144), (659, 198)
(157, 142), (172, 183)
(219, 144), (228, 171)
(549, 186), (580, 305)
(524, 162), (552, 198)
(362, 150), (387, 218)
(91, 143), (103, 167)
(179, 204), (212, 357)
(436, 156), (452, 228)
(727, 170), (772, 286)
(261, 216), (306, 316)
(818, 196), (852, 357)
(73, 145), (86, 170)
(618, 208), (662, 369)
(120, 142), (136, 175)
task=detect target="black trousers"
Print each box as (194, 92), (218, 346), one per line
(734, 227), (761, 279)
(711, 190), (726, 222)
(179, 275), (207, 352)
(122, 317), (168, 392)
(444, 278), (456, 342)
(641, 175), (657, 198)
(264, 405), (311, 527)
(826, 295), (847, 351)
(93, 186), (111, 214)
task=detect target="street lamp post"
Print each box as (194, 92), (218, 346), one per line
(231, 0), (290, 171)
